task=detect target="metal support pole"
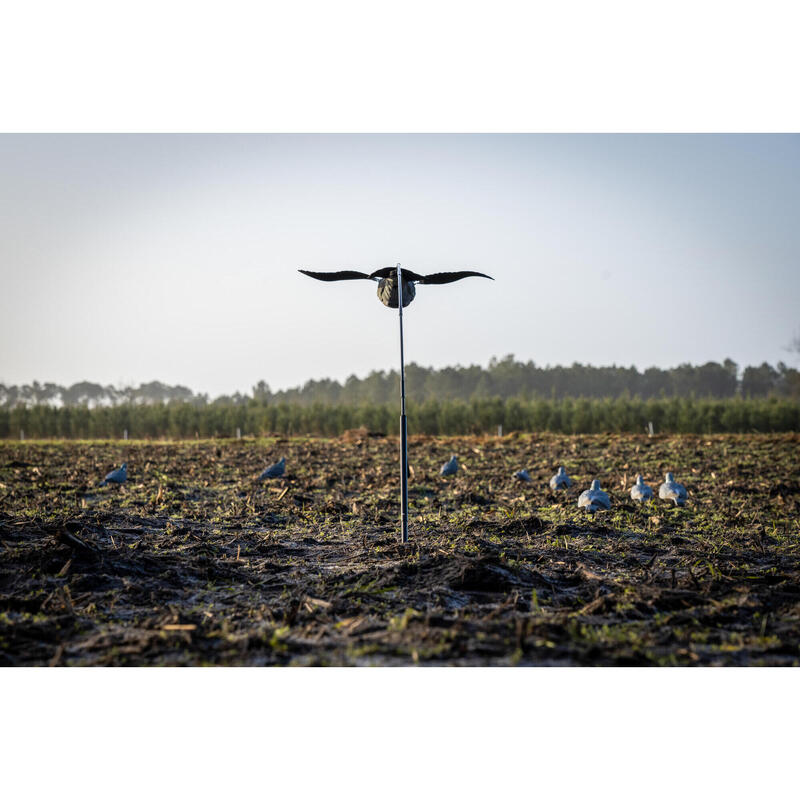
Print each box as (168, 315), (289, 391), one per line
(397, 263), (409, 543)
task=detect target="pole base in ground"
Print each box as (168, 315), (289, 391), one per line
(400, 413), (409, 543)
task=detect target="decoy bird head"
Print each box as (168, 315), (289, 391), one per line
(665, 472), (674, 482)
(590, 479), (601, 491)
(298, 265), (493, 308)
(558, 466), (566, 475)
(635, 474), (644, 484)
(120, 463), (127, 470)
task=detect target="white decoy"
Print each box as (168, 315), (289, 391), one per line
(514, 468), (532, 482)
(578, 479), (611, 513)
(257, 457), (286, 480)
(440, 454), (458, 477)
(630, 474), (653, 502)
(550, 466), (572, 491)
(99, 462), (127, 487)
(659, 472), (687, 506)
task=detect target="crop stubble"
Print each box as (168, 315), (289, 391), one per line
(1, 432), (798, 666)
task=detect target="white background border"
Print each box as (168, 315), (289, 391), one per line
(2, 1), (798, 797)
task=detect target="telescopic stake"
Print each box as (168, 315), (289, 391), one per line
(397, 263), (409, 544)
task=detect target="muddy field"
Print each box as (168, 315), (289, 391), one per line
(1, 432), (798, 666)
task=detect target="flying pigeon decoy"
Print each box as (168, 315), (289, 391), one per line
(257, 457), (286, 481)
(630, 474), (654, 502)
(514, 468), (532, 482)
(99, 462), (127, 487)
(578, 479), (611, 513)
(298, 265), (494, 308)
(300, 263), (493, 544)
(440, 454), (458, 477)
(550, 466), (572, 491)
(658, 472), (687, 506)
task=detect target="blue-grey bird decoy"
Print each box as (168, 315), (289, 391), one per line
(658, 472), (687, 506)
(99, 462), (127, 487)
(578, 479), (611, 513)
(298, 265), (493, 308)
(550, 466), (572, 491)
(514, 468), (532, 482)
(257, 457), (286, 481)
(440, 454), (458, 477)
(630, 474), (653, 502)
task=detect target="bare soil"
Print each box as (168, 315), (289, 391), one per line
(1, 433), (798, 666)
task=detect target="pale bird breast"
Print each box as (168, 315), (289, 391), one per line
(377, 277), (416, 308)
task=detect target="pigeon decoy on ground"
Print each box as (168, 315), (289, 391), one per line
(659, 472), (687, 506)
(99, 463), (127, 487)
(578, 479), (611, 513)
(440, 454), (458, 477)
(630, 474), (653, 502)
(514, 468), (532, 482)
(299, 265), (493, 308)
(257, 457), (285, 480)
(550, 466), (572, 491)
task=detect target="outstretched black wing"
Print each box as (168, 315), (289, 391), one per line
(417, 271), (494, 284)
(298, 269), (373, 281)
(368, 267), (425, 281)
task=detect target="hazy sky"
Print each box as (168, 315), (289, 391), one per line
(1, 133), (798, 397)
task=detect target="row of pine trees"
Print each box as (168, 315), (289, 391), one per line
(3, 396), (800, 439)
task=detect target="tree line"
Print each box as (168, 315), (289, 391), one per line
(3, 396), (799, 439)
(2, 357), (800, 411)
(257, 357), (800, 405)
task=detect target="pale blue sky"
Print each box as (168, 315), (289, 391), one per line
(0, 133), (798, 397)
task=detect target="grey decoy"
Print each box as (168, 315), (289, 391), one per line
(99, 462), (127, 487)
(658, 472), (687, 506)
(630, 474), (653, 502)
(514, 468), (532, 482)
(257, 457), (286, 480)
(549, 466), (572, 491)
(299, 266), (493, 308)
(578, 479), (611, 513)
(440, 454), (458, 477)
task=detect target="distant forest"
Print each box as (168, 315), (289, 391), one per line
(2, 356), (800, 410)
(2, 357), (800, 438)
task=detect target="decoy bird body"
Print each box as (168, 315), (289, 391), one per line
(659, 472), (687, 506)
(550, 466), (572, 491)
(514, 468), (532, 482)
(258, 457), (286, 480)
(440, 454), (458, 477)
(630, 474), (653, 502)
(377, 274), (416, 308)
(298, 265), (493, 308)
(578, 479), (611, 512)
(99, 462), (127, 487)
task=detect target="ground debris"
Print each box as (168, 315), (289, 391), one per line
(1, 433), (799, 666)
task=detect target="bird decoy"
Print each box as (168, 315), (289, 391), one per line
(299, 266), (493, 308)
(514, 468), (532, 482)
(300, 264), (493, 543)
(550, 466), (572, 491)
(99, 462), (127, 487)
(440, 454), (458, 477)
(257, 457), (285, 481)
(658, 472), (687, 506)
(578, 479), (611, 513)
(630, 474), (653, 502)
